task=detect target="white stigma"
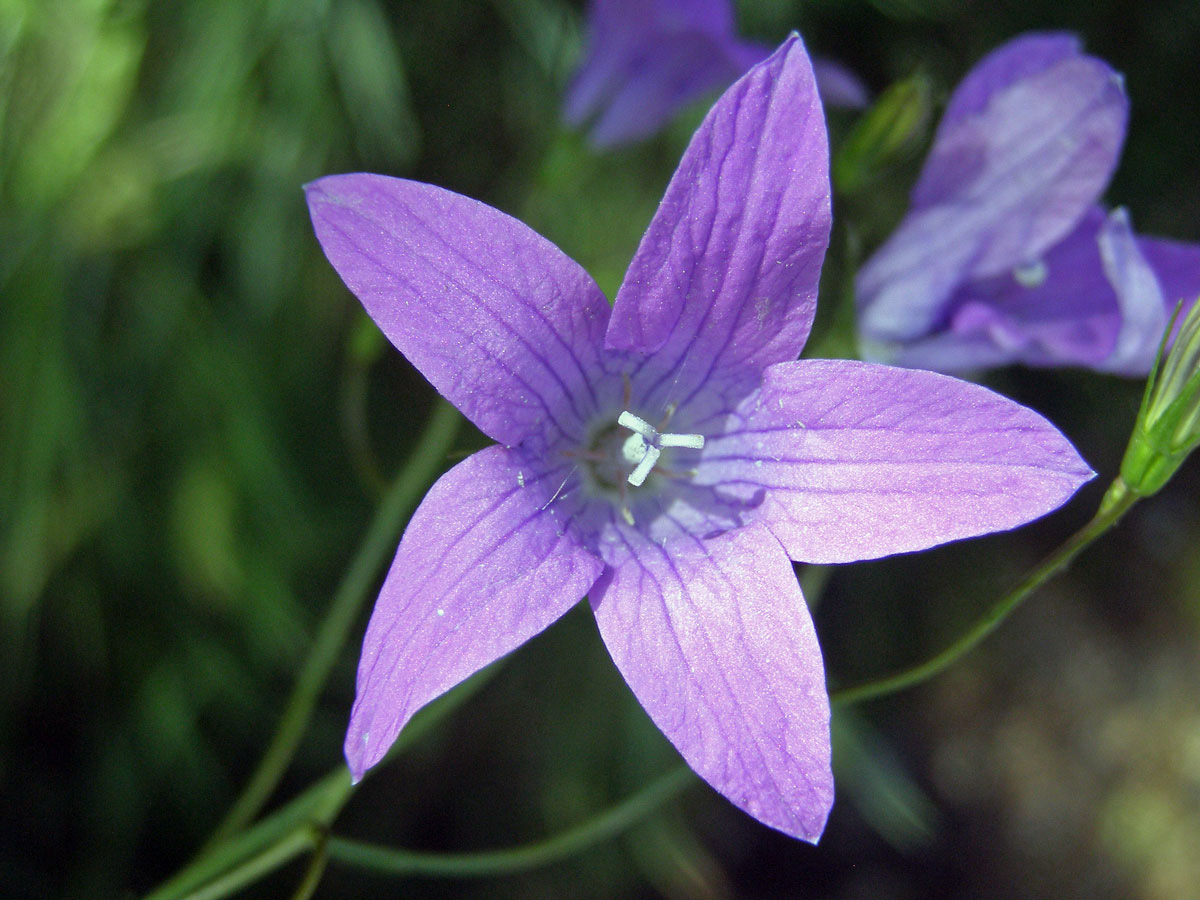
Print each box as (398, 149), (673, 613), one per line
(616, 410), (705, 487)
(1013, 259), (1048, 288)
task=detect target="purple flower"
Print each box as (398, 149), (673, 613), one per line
(857, 32), (1200, 375)
(564, 0), (867, 147)
(306, 38), (1092, 841)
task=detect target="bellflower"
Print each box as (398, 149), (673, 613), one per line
(564, 0), (867, 147)
(307, 37), (1092, 841)
(857, 32), (1200, 375)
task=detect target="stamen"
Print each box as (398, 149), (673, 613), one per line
(617, 410), (656, 439)
(659, 432), (705, 449)
(616, 408), (706, 487)
(627, 445), (660, 487)
(659, 402), (677, 429)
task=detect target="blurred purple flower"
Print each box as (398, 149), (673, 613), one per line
(564, 0), (867, 147)
(857, 32), (1200, 375)
(306, 38), (1091, 841)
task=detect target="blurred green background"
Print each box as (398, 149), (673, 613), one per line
(3, 1), (1199, 897)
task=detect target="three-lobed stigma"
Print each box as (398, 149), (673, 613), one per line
(616, 410), (705, 487)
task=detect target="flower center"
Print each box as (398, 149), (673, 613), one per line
(574, 409), (706, 500)
(616, 411), (705, 486)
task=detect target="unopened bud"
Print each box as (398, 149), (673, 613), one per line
(1117, 299), (1200, 498)
(832, 74), (932, 195)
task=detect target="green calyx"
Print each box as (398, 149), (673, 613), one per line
(1117, 298), (1200, 498)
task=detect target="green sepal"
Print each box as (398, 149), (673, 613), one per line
(1118, 299), (1200, 497)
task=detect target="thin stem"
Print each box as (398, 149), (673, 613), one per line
(207, 399), (461, 846)
(175, 828), (318, 900)
(288, 829), (330, 900)
(143, 664), (503, 900)
(326, 764), (695, 879)
(340, 345), (387, 496)
(145, 769), (353, 900)
(832, 483), (1139, 707)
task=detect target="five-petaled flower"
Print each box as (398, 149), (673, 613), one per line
(857, 32), (1200, 375)
(306, 36), (1092, 842)
(565, 0), (867, 147)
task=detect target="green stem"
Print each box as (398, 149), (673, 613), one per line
(340, 336), (387, 496)
(206, 399), (461, 846)
(287, 829), (330, 900)
(831, 482), (1139, 707)
(175, 828), (318, 900)
(143, 663), (503, 900)
(326, 764), (695, 879)
(145, 769), (353, 900)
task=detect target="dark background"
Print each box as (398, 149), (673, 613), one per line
(2, 1), (1199, 897)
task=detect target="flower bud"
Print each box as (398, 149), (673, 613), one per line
(1118, 299), (1200, 497)
(832, 74), (932, 194)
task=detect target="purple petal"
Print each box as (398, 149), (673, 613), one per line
(590, 523), (832, 841)
(1095, 208), (1167, 374)
(606, 35), (831, 406)
(912, 33), (1125, 226)
(589, 0), (736, 39)
(886, 322), (1021, 373)
(697, 359), (1093, 564)
(345, 445), (604, 779)
(1140, 235), (1200, 332)
(929, 33), (1083, 154)
(858, 33), (1127, 344)
(563, 0), (652, 127)
(899, 207), (1121, 370)
(812, 57), (870, 109)
(306, 174), (612, 449)
(565, 0), (757, 146)
(563, 26), (633, 129)
(584, 31), (760, 148)
(894, 206), (1161, 373)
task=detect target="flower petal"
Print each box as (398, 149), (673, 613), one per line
(565, 0), (752, 146)
(812, 57), (870, 109)
(892, 207), (1162, 373)
(922, 33), (1084, 172)
(1095, 207), (1167, 374)
(698, 359), (1094, 564)
(590, 523), (832, 841)
(584, 31), (760, 148)
(345, 445), (604, 780)
(587, 0), (736, 42)
(606, 35), (830, 403)
(306, 174), (612, 449)
(857, 33), (1127, 344)
(1140, 235), (1200, 331)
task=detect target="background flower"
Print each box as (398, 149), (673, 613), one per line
(564, 0), (867, 147)
(857, 32), (1200, 374)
